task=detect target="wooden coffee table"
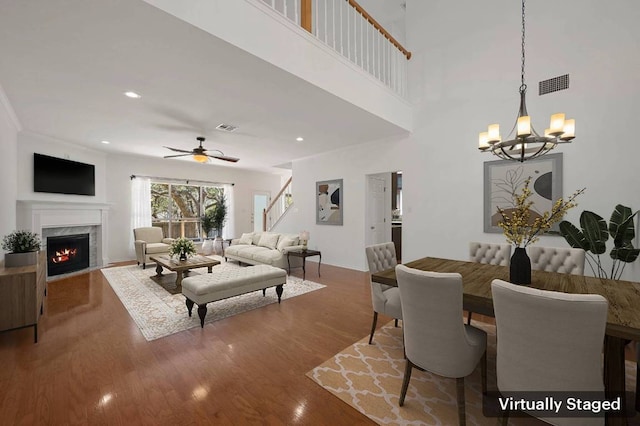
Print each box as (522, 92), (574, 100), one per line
(149, 255), (220, 290)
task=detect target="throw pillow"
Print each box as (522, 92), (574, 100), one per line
(258, 232), (280, 250)
(277, 237), (295, 252)
(238, 233), (254, 245)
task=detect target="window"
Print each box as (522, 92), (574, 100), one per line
(150, 182), (224, 240)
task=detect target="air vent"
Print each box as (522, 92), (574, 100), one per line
(539, 74), (569, 96)
(216, 123), (238, 132)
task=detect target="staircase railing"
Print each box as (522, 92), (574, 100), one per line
(260, 0), (410, 98)
(263, 176), (293, 231)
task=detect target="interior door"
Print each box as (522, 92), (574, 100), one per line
(252, 192), (270, 232)
(366, 175), (387, 246)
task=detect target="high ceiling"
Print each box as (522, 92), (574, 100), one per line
(0, 0), (408, 173)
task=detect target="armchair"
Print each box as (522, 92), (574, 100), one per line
(133, 227), (174, 269)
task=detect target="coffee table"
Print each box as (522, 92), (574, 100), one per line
(149, 255), (220, 290)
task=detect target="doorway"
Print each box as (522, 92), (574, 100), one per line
(252, 192), (270, 232)
(365, 171), (402, 261)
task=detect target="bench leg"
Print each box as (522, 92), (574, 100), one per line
(262, 289), (266, 297)
(197, 304), (208, 328)
(276, 284), (283, 303)
(186, 298), (194, 317)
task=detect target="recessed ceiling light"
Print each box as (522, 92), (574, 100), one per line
(296, 137), (304, 142)
(101, 140), (110, 144)
(124, 91), (141, 99)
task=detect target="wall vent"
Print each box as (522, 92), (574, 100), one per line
(539, 74), (569, 95)
(216, 123), (238, 132)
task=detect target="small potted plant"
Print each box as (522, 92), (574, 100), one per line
(2, 230), (42, 267)
(169, 238), (196, 261)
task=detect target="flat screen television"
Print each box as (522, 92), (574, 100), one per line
(33, 153), (95, 196)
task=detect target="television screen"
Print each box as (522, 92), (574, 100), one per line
(33, 153), (95, 196)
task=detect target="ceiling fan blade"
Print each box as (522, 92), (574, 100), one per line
(208, 154), (239, 163)
(163, 146), (193, 154)
(164, 154), (191, 158)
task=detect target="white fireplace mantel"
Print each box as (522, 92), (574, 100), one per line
(16, 200), (111, 267)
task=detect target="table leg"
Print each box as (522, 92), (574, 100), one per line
(207, 266), (212, 273)
(318, 253), (321, 277)
(302, 257), (306, 281)
(155, 264), (163, 276)
(173, 271), (183, 290)
(287, 253), (291, 275)
(603, 335), (628, 426)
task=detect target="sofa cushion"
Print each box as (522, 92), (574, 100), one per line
(251, 233), (263, 245)
(145, 242), (171, 254)
(258, 232), (280, 250)
(277, 237), (296, 251)
(252, 249), (284, 265)
(238, 233), (254, 245)
(281, 233), (300, 246)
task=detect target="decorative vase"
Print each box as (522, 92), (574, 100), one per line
(179, 252), (187, 261)
(4, 251), (38, 268)
(202, 239), (214, 255)
(510, 247), (531, 285)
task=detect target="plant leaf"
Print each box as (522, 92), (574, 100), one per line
(559, 221), (591, 251)
(611, 247), (640, 263)
(580, 211), (608, 255)
(609, 204), (638, 248)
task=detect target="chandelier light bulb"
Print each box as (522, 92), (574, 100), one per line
(517, 116), (531, 137)
(561, 119), (576, 140)
(478, 132), (490, 150)
(488, 124), (501, 143)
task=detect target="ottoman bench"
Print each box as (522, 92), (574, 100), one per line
(181, 264), (287, 327)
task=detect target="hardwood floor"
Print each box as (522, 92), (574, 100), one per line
(0, 261), (380, 425)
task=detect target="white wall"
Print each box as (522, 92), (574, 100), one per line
(284, 0), (640, 281)
(0, 85), (19, 254)
(105, 153), (283, 262)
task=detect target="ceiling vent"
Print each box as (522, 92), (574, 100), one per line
(539, 74), (569, 96)
(216, 123), (238, 133)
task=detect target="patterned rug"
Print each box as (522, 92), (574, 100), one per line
(101, 258), (325, 341)
(308, 321), (639, 425)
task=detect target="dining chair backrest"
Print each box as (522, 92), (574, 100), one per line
(469, 242), (511, 266)
(491, 279), (607, 425)
(528, 246), (586, 275)
(396, 264), (482, 378)
(365, 242), (398, 309)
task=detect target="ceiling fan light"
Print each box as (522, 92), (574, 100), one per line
(193, 154), (208, 163)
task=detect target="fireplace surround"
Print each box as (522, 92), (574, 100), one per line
(47, 233), (90, 276)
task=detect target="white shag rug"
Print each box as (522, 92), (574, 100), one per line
(101, 257), (325, 341)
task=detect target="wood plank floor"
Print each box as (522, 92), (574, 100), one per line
(1, 261), (636, 424)
(0, 262), (381, 425)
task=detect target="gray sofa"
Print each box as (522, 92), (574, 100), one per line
(224, 232), (305, 270)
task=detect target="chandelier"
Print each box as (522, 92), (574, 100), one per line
(478, 0), (575, 162)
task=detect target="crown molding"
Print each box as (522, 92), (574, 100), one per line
(0, 83), (22, 131)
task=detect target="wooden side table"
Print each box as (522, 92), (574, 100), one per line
(286, 249), (321, 281)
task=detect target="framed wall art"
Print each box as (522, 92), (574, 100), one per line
(483, 153), (563, 233)
(316, 179), (343, 225)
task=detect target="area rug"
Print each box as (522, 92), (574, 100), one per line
(307, 321), (639, 426)
(101, 258), (325, 341)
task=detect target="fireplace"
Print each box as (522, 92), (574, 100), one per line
(47, 234), (90, 276)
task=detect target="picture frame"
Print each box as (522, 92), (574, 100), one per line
(316, 179), (343, 225)
(484, 153), (563, 233)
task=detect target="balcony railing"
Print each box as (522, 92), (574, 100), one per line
(260, 0), (410, 98)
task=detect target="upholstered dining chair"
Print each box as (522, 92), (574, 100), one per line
(528, 246), (586, 275)
(467, 242), (511, 324)
(365, 242), (402, 345)
(395, 265), (487, 426)
(491, 279), (607, 426)
(133, 227), (174, 269)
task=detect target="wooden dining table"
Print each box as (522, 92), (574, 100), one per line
(371, 257), (640, 426)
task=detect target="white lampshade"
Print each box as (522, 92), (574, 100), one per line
(549, 113), (566, 136)
(478, 132), (489, 150)
(488, 124), (501, 143)
(517, 116), (531, 137)
(561, 119), (575, 140)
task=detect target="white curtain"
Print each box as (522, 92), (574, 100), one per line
(130, 177), (152, 254)
(222, 183), (235, 239)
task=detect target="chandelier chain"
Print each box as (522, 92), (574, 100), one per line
(520, 0), (526, 90)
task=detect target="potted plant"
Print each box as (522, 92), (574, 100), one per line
(201, 210), (216, 255)
(211, 192), (227, 239)
(559, 204), (639, 279)
(169, 238), (196, 261)
(2, 230), (41, 267)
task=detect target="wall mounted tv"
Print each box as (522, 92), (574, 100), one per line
(33, 153), (95, 196)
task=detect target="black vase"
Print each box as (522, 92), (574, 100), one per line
(510, 247), (531, 285)
(179, 252), (187, 261)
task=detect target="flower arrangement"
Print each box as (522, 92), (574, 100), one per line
(169, 238), (196, 260)
(497, 177), (584, 248)
(2, 230), (41, 253)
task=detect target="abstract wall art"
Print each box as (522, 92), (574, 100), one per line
(484, 153), (563, 233)
(316, 179), (343, 225)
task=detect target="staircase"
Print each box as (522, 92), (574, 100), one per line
(263, 177), (293, 231)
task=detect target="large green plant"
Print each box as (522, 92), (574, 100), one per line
(559, 204), (639, 279)
(201, 210), (216, 239)
(211, 192), (227, 237)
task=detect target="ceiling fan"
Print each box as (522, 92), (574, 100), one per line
(163, 137), (239, 163)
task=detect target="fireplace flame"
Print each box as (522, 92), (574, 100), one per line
(51, 248), (77, 264)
